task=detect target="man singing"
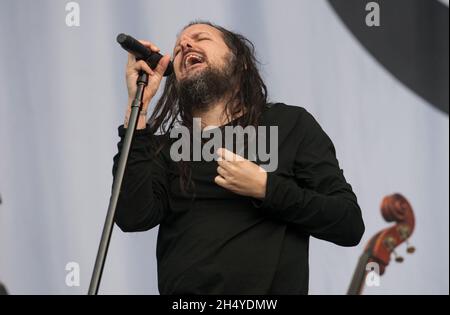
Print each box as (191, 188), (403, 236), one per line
(113, 21), (365, 294)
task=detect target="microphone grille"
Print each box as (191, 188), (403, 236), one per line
(116, 33), (128, 45)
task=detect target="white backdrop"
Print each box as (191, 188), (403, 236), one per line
(0, 0), (448, 294)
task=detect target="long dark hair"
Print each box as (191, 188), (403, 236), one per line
(148, 21), (268, 194)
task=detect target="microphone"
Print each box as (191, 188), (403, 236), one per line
(116, 33), (173, 77)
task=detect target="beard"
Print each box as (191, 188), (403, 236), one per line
(175, 59), (235, 113)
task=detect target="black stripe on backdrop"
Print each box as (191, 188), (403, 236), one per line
(328, 0), (449, 115)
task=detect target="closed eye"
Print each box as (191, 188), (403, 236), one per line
(173, 34), (211, 56)
(197, 37), (210, 42)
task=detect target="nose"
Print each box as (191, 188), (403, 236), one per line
(179, 37), (193, 53)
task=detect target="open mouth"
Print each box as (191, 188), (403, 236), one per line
(184, 53), (205, 70)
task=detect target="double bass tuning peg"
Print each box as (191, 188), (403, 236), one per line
(398, 225), (416, 254)
(406, 240), (416, 254)
(384, 237), (404, 262)
(391, 240), (415, 263)
(392, 249), (404, 263)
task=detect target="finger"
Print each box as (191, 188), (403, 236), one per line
(214, 175), (229, 188)
(217, 166), (230, 178)
(138, 39), (160, 52)
(217, 159), (234, 171)
(134, 60), (155, 76)
(153, 54), (171, 78)
(217, 148), (245, 162)
(127, 53), (136, 66)
(217, 148), (236, 161)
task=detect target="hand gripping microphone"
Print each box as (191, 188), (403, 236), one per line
(116, 33), (173, 76)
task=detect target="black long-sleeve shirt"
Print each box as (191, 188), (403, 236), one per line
(113, 103), (365, 294)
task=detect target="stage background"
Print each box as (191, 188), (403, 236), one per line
(0, 0), (448, 294)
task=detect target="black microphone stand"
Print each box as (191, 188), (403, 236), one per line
(88, 71), (149, 295)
